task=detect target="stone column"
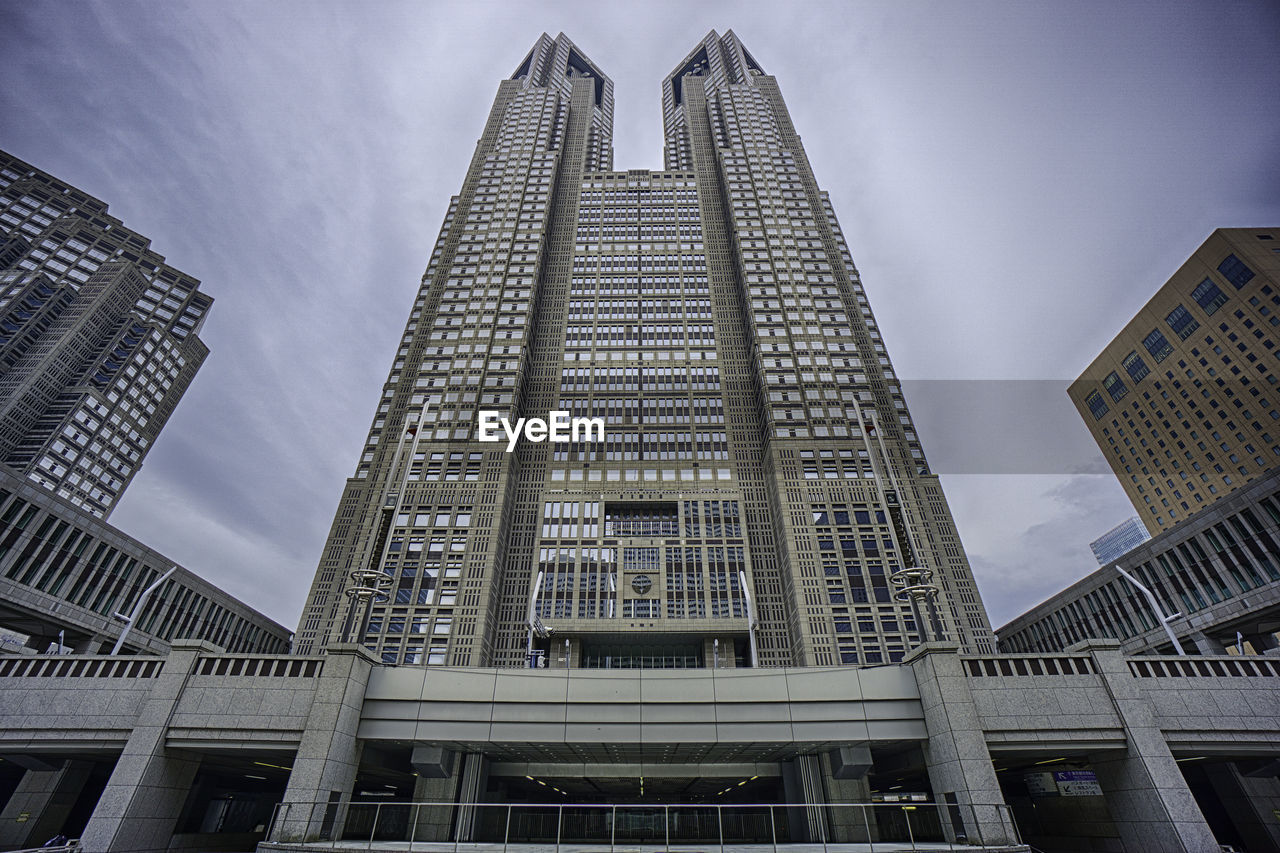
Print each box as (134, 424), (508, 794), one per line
(823, 749), (879, 844)
(780, 754), (827, 842)
(272, 644), (376, 843)
(1071, 639), (1219, 853)
(905, 641), (1016, 846)
(79, 640), (214, 853)
(410, 771), (458, 843)
(455, 752), (489, 841)
(0, 759), (93, 849)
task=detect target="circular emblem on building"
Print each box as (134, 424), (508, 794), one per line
(631, 575), (652, 594)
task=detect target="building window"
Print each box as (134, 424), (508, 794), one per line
(1086, 390), (1109, 419)
(1103, 371), (1128, 403)
(1166, 304), (1200, 340)
(1192, 278), (1228, 315)
(1218, 254), (1255, 289)
(1122, 351), (1150, 383)
(1143, 329), (1172, 363)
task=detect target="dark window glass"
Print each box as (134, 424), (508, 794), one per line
(1192, 278), (1228, 315)
(1086, 390), (1109, 419)
(1103, 371), (1128, 402)
(1166, 304), (1200, 340)
(1122, 351), (1150, 383)
(1143, 328), (1172, 362)
(1218, 254), (1255, 289)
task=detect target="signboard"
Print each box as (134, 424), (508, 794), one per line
(1023, 769), (1103, 797)
(1022, 772), (1058, 797)
(1054, 770), (1102, 797)
(527, 650), (546, 668)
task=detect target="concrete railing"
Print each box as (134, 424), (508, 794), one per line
(192, 654), (324, 678)
(1128, 654), (1280, 678)
(0, 654), (162, 679)
(960, 654), (1096, 677)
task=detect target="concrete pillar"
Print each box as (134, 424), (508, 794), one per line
(273, 644), (376, 843)
(410, 772), (458, 843)
(1071, 639), (1220, 853)
(905, 641), (1016, 846)
(455, 752), (489, 841)
(1204, 762), (1280, 852)
(1189, 631), (1228, 655)
(79, 640), (213, 853)
(822, 751), (879, 844)
(0, 760), (93, 849)
(781, 754), (827, 842)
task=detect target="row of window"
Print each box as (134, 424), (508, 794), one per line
(1086, 254), (1260, 419)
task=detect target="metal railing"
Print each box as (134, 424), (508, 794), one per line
(265, 799), (1022, 850)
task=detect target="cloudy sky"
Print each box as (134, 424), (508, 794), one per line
(2, 0), (1277, 632)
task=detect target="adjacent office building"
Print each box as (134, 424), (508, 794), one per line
(1002, 231), (1280, 661)
(295, 29), (996, 673)
(998, 468), (1280, 657)
(0, 465), (291, 655)
(0, 150), (290, 656)
(1088, 516), (1150, 566)
(0, 150), (211, 519)
(1069, 228), (1280, 533)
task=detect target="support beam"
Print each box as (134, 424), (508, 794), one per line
(79, 641), (213, 853)
(272, 644), (376, 843)
(906, 641), (1018, 846)
(1071, 639), (1220, 853)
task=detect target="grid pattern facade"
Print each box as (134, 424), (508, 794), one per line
(998, 470), (1280, 656)
(295, 31), (996, 664)
(0, 467), (290, 654)
(0, 151), (211, 518)
(1070, 228), (1280, 532)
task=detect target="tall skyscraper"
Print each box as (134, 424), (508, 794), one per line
(1070, 228), (1280, 533)
(1088, 516), (1150, 566)
(0, 150), (211, 518)
(296, 31), (996, 665)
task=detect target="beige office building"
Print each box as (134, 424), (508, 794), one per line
(1070, 228), (1280, 532)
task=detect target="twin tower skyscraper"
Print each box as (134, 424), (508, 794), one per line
(296, 31), (996, 669)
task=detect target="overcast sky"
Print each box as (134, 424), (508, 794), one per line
(1, 0), (1277, 632)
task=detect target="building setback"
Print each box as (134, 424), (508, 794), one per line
(295, 29), (995, 672)
(1070, 228), (1280, 533)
